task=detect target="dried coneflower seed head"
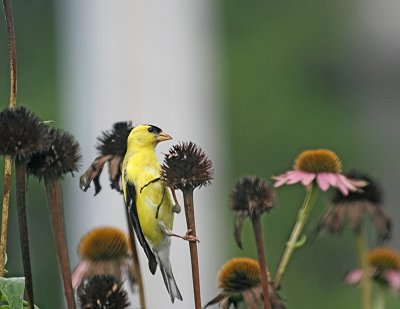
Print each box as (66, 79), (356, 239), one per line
(217, 257), (261, 293)
(79, 227), (130, 261)
(230, 176), (275, 217)
(161, 141), (213, 190)
(79, 121), (133, 194)
(368, 247), (400, 271)
(294, 149), (342, 174)
(97, 121), (133, 156)
(27, 127), (81, 180)
(78, 275), (129, 309)
(332, 171), (381, 205)
(0, 106), (50, 161)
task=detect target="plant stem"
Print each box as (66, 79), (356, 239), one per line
(183, 187), (201, 309)
(2, 0), (17, 107)
(15, 160), (34, 309)
(0, 0), (17, 278)
(251, 215), (270, 309)
(273, 182), (318, 288)
(44, 179), (75, 309)
(0, 157), (12, 277)
(373, 284), (385, 309)
(355, 227), (372, 309)
(125, 210), (146, 309)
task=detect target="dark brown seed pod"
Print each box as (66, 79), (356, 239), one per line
(27, 127), (81, 180)
(0, 106), (50, 161)
(78, 275), (130, 309)
(161, 141), (213, 190)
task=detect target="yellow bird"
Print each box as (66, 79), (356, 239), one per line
(122, 124), (182, 302)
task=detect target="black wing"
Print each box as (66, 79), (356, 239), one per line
(125, 180), (158, 274)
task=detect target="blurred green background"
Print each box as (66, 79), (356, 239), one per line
(1, 0), (399, 308)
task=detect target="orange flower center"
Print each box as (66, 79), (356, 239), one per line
(217, 257), (261, 293)
(294, 149), (342, 173)
(79, 227), (130, 261)
(368, 247), (400, 271)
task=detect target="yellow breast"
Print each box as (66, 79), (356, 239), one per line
(124, 149), (174, 246)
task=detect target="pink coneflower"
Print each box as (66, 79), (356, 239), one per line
(345, 247), (400, 294)
(273, 149), (366, 195)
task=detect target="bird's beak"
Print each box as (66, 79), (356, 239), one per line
(156, 132), (172, 142)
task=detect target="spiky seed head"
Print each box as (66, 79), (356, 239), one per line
(332, 171), (382, 205)
(161, 142), (213, 190)
(97, 121), (133, 156)
(368, 247), (400, 271)
(27, 127), (81, 180)
(230, 176), (275, 217)
(217, 257), (261, 293)
(0, 106), (50, 161)
(79, 227), (130, 261)
(78, 275), (130, 309)
(294, 149), (342, 174)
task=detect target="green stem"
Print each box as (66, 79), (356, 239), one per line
(251, 216), (270, 309)
(373, 284), (385, 309)
(273, 182), (318, 288)
(355, 227), (372, 309)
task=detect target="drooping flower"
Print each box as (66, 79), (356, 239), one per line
(345, 247), (400, 294)
(78, 275), (130, 309)
(273, 149), (366, 195)
(80, 121), (134, 195)
(72, 227), (136, 291)
(317, 171), (391, 242)
(204, 257), (285, 309)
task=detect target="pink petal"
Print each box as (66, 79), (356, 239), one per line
(336, 175), (351, 195)
(316, 173), (331, 191)
(301, 172), (316, 186)
(273, 174), (290, 187)
(72, 261), (90, 288)
(384, 270), (400, 293)
(286, 170), (307, 184)
(337, 175), (358, 193)
(325, 173), (338, 186)
(344, 269), (363, 285)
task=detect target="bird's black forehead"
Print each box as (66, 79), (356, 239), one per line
(147, 124), (162, 133)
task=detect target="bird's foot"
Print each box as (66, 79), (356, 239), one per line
(179, 229), (199, 243)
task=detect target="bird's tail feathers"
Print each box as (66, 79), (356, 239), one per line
(154, 249), (182, 303)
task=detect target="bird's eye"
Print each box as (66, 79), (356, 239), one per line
(147, 127), (154, 133)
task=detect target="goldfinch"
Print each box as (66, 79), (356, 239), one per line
(122, 124), (182, 303)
